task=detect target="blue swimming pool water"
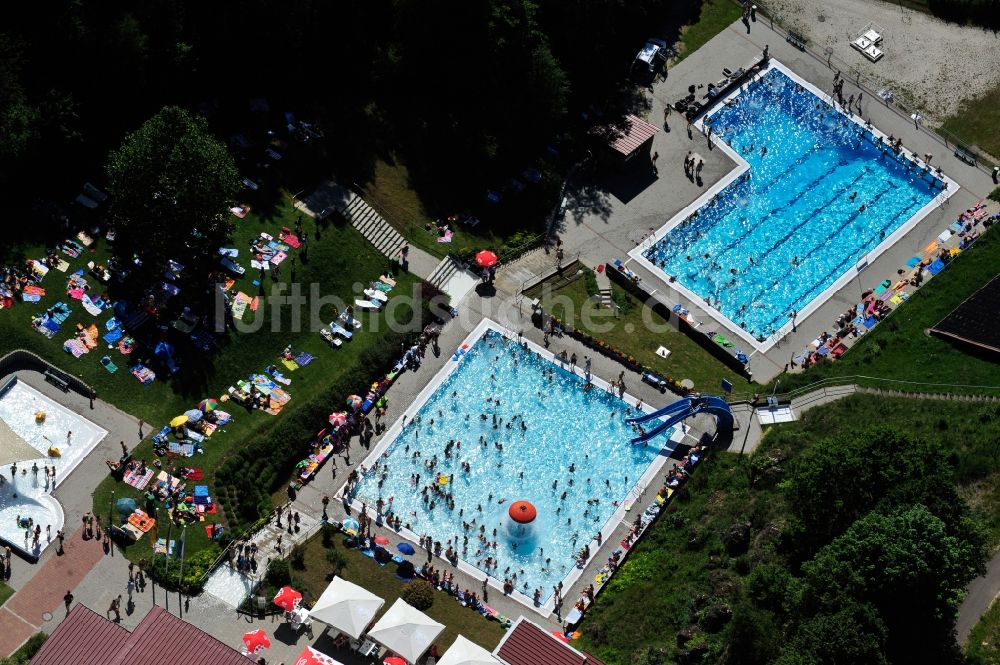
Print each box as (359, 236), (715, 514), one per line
(352, 329), (669, 604)
(643, 67), (942, 340)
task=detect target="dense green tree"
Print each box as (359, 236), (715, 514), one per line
(800, 505), (984, 663)
(783, 426), (967, 557)
(106, 105), (239, 293)
(775, 602), (888, 665)
(0, 34), (38, 164)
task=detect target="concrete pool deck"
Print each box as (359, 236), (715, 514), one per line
(551, 16), (996, 383)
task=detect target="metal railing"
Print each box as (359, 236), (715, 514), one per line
(0, 349), (97, 398)
(725, 374), (1000, 404)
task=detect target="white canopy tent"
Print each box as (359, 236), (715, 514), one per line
(366, 598), (445, 664)
(437, 635), (502, 665)
(308, 576), (385, 640)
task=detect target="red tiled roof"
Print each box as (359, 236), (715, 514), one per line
(495, 618), (607, 665)
(593, 114), (659, 156)
(30, 605), (128, 665)
(31, 605), (250, 665)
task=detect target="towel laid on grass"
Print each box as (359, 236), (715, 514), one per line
(82, 294), (103, 316)
(294, 352), (315, 366)
(231, 296), (249, 320)
(280, 359), (299, 372)
(63, 338), (89, 357)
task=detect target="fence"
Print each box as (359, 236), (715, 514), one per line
(735, 0), (996, 170)
(0, 349), (96, 398)
(724, 373), (1000, 404)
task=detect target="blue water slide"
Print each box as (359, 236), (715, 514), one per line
(629, 395), (734, 445)
(627, 397), (694, 425)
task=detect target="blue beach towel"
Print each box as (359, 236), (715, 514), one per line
(863, 316), (878, 329)
(927, 259), (945, 275)
(294, 352), (315, 367)
(905, 256), (921, 268)
(103, 329), (124, 344)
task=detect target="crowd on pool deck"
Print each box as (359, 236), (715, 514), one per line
(790, 199), (997, 370)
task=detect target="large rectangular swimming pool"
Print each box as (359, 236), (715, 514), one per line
(350, 321), (676, 610)
(632, 62), (952, 348)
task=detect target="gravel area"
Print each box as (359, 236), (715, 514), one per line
(759, 0), (1000, 120)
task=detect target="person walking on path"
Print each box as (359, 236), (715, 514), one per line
(64, 590), (74, 614)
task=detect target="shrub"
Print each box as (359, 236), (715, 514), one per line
(146, 548), (216, 594)
(0, 633), (48, 665)
(290, 545), (306, 570)
(400, 579), (435, 610)
(265, 559), (292, 588)
(326, 549), (348, 575)
(990, 185), (1000, 203)
(583, 267), (599, 296)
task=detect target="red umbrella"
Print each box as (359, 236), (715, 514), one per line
(384, 658), (407, 665)
(475, 250), (498, 268)
(328, 411), (348, 427)
(242, 629), (271, 653)
(295, 645), (341, 665)
(373, 535), (390, 547)
(273, 585), (303, 611)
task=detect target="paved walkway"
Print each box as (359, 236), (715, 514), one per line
(958, 550), (1000, 644)
(0, 524), (107, 655)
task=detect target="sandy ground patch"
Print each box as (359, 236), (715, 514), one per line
(759, 0), (1000, 120)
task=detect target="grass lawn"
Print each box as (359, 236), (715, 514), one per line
(942, 85), (1000, 162)
(0, 192), (420, 566)
(0, 582), (14, 607)
(771, 228), (1000, 396)
(283, 534), (506, 652)
(966, 597), (1000, 664)
(676, 0), (743, 61)
(526, 272), (754, 395)
(577, 393), (1000, 663)
(361, 159), (543, 261)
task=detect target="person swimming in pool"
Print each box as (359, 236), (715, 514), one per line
(849, 191), (857, 201)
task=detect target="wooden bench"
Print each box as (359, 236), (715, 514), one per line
(786, 31), (807, 50)
(953, 146), (977, 166)
(44, 369), (69, 392)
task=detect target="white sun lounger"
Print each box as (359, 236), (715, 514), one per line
(320, 328), (344, 347)
(354, 299), (381, 311)
(338, 311), (361, 329)
(364, 288), (388, 303)
(329, 323), (353, 339)
(863, 28), (883, 43)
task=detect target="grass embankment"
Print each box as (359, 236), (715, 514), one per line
(259, 532), (506, 652)
(0, 192), (419, 566)
(526, 271), (753, 395)
(966, 598), (1000, 664)
(771, 228), (1000, 396)
(676, 0), (743, 61)
(362, 158), (553, 262)
(942, 86), (1000, 162)
(576, 394), (1000, 663)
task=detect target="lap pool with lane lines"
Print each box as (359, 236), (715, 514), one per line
(632, 62), (953, 349)
(350, 320), (676, 609)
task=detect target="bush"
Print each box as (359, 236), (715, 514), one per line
(583, 267), (599, 296)
(326, 549), (348, 575)
(146, 548), (216, 594)
(990, 185), (1000, 203)
(400, 579), (435, 610)
(0, 633), (47, 665)
(290, 545), (306, 570)
(266, 558), (293, 588)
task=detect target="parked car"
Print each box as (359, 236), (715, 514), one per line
(630, 38), (669, 81)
